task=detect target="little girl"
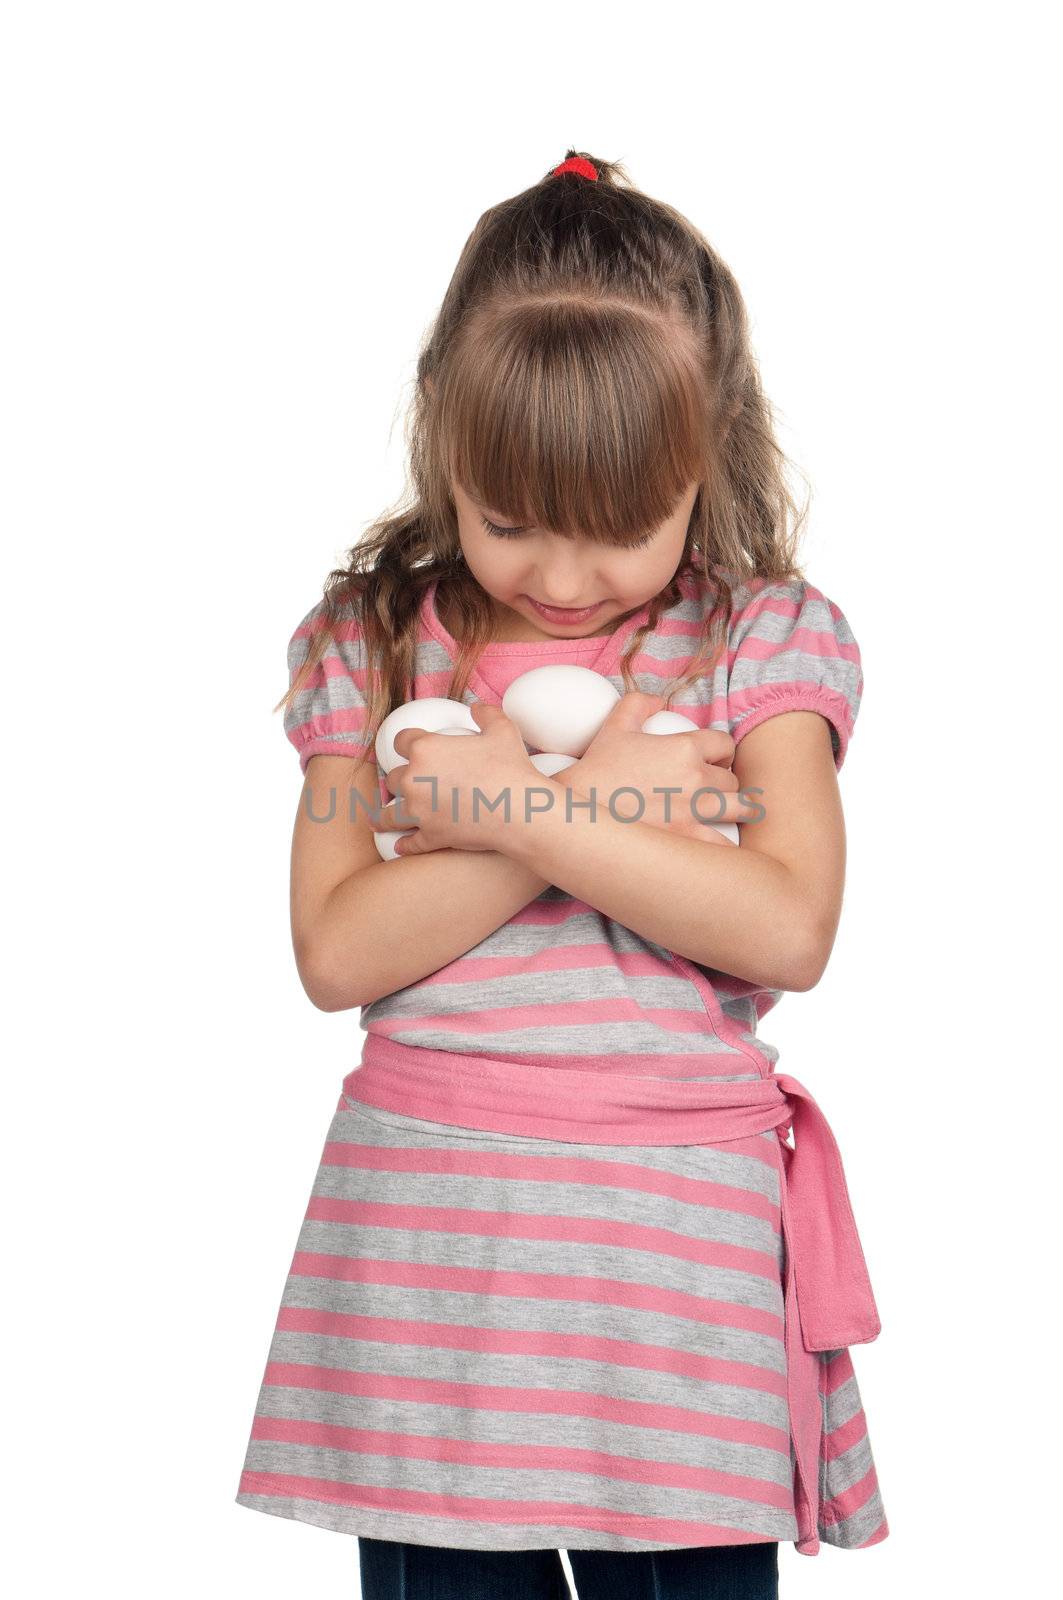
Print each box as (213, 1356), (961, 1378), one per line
(235, 150), (887, 1600)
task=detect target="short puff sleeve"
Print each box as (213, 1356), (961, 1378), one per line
(726, 578), (863, 771)
(284, 596), (376, 773)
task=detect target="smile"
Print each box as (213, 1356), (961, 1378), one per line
(525, 597), (605, 623)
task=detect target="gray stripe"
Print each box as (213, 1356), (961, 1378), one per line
(283, 1273), (787, 1377)
(240, 1437), (799, 1539)
(296, 1219), (785, 1320)
(334, 1104), (782, 1203)
(259, 1381), (793, 1485)
(822, 1372), (863, 1432)
(821, 1431), (875, 1499)
(266, 1329), (792, 1433)
(375, 968), (720, 1019)
(822, 1485), (887, 1549)
(311, 1165), (783, 1259)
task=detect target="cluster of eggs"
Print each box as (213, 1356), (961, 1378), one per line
(372, 663), (739, 858)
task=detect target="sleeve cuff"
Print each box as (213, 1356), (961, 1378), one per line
(731, 685), (855, 772)
(293, 735), (377, 775)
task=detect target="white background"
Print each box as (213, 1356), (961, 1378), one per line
(3, 3), (1059, 1596)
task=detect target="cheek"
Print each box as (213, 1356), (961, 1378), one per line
(458, 549), (509, 604)
(617, 551), (674, 601)
(636, 535), (690, 594)
(466, 538), (525, 588)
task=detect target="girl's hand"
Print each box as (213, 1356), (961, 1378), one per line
(558, 691), (753, 845)
(371, 704), (547, 857)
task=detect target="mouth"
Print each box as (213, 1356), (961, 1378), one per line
(524, 596), (605, 624)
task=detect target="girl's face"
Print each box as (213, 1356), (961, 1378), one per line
(450, 477), (700, 642)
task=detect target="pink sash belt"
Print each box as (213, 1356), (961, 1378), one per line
(343, 1033), (881, 1353)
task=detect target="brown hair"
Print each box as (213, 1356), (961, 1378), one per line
(279, 148), (807, 777)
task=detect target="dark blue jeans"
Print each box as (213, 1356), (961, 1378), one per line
(357, 1537), (779, 1599)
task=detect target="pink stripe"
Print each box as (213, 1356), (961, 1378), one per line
(321, 1141), (782, 1226)
(262, 1360), (790, 1451)
(291, 1251), (784, 1338)
(625, 652), (708, 684)
(417, 946), (685, 981)
(640, 613), (706, 638)
(276, 1305), (789, 1394)
(305, 1197), (782, 1282)
(418, 666), (469, 696)
(728, 624), (859, 667)
(289, 706), (369, 742)
(821, 1462), (881, 1525)
(292, 614), (363, 645)
(731, 582), (846, 630)
(291, 651), (370, 692)
(372, 1000), (752, 1041)
(239, 1469), (787, 1543)
(248, 1414), (793, 1507)
(821, 1408), (868, 1460)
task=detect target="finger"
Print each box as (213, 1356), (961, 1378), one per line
(599, 690), (667, 731)
(690, 787), (760, 823)
(371, 799), (416, 830)
(699, 764), (741, 793)
(394, 831), (439, 856)
(694, 729), (737, 766)
(391, 725), (428, 759)
(468, 703), (506, 728)
(470, 702), (529, 751)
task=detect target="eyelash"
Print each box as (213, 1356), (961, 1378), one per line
(481, 515), (527, 538)
(480, 514), (654, 548)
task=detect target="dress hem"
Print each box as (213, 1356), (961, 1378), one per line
(235, 1489), (799, 1554)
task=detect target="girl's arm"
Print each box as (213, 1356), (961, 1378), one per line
(504, 707), (848, 992)
(291, 754), (552, 1011)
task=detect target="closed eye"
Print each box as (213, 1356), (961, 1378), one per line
(480, 512), (656, 548)
(481, 514), (528, 538)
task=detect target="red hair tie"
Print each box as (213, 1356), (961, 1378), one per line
(551, 156), (598, 181)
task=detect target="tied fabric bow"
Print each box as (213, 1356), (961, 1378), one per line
(772, 1072), (881, 1351)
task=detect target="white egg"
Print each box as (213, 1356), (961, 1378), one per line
(374, 697), (480, 773)
(502, 666), (620, 757)
(435, 725), (480, 738)
(641, 709), (700, 735)
(529, 751), (579, 776)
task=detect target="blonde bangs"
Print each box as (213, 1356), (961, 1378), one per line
(432, 296), (713, 545)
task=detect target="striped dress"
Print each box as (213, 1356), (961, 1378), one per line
(235, 568), (888, 1556)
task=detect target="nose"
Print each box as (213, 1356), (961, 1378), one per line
(535, 557), (596, 606)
